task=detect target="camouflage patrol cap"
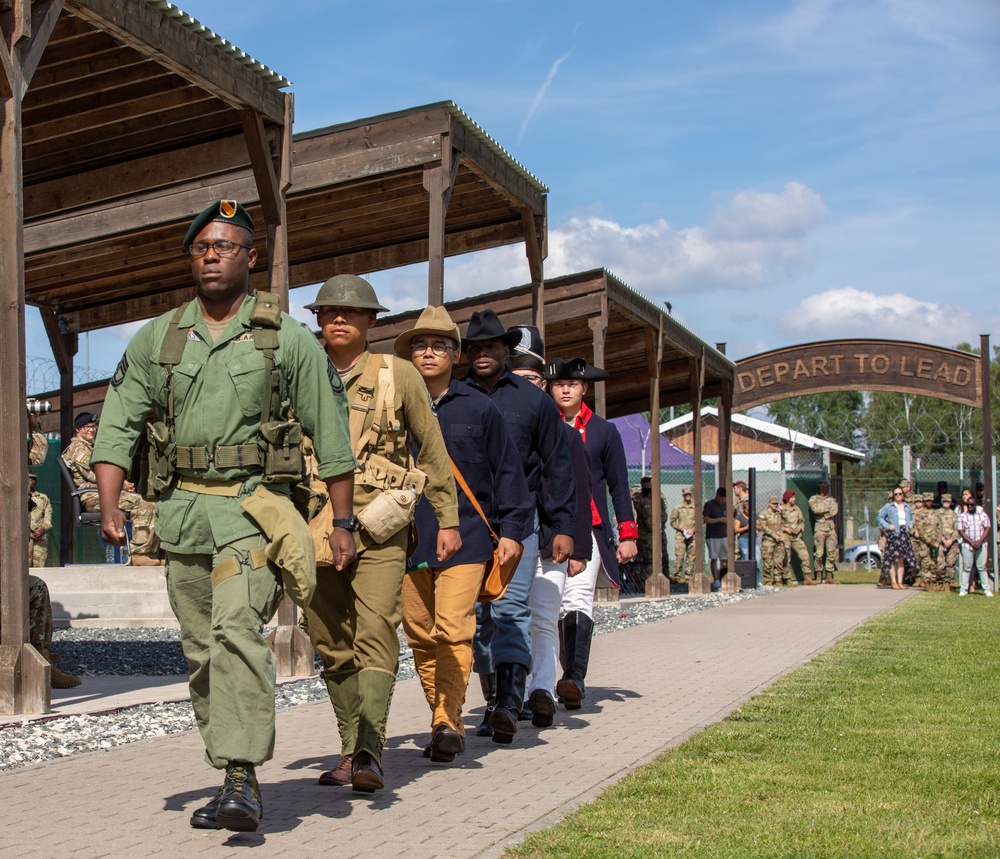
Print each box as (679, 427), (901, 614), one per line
(923, 492), (935, 502)
(28, 470), (37, 478)
(942, 493), (953, 503)
(768, 495), (780, 504)
(899, 478), (911, 488)
(681, 485), (692, 494)
(183, 200), (254, 250)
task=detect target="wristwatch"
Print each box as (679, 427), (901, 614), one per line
(332, 515), (361, 532)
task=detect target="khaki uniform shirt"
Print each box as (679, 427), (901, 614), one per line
(61, 436), (97, 489)
(758, 507), (785, 543)
(92, 295), (356, 553)
(669, 500), (695, 536)
(29, 490), (52, 539)
(809, 494), (838, 533)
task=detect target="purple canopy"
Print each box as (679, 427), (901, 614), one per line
(610, 414), (712, 472)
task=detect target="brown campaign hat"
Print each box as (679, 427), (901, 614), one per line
(393, 306), (461, 358)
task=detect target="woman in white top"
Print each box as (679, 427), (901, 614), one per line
(877, 487), (916, 589)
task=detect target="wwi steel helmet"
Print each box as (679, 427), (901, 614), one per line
(305, 274), (389, 313)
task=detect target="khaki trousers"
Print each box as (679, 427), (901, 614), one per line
(402, 561), (483, 735)
(165, 534), (284, 769)
(306, 528), (408, 765)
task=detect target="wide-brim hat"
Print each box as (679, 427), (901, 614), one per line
(183, 200), (254, 250)
(507, 325), (545, 372)
(462, 310), (520, 349)
(544, 356), (610, 382)
(393, 306), (461, 358)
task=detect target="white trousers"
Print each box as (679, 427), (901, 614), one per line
(562, 533), (602, 618)
(527, 554), (567, 696)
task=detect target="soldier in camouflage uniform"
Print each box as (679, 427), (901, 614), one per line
(780, 490), (811, 585)
(28, 471), (52, 567)
(937, 493), (959, 590)
(758, 496), (786, 586)
(28, 410), (48, 467)
(668, 485), (695, 584)
(808, 481), (839, 583)
(913, 491), (942, 589)
(61, 411), (161, 564)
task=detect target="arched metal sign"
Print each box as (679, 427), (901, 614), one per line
(732, 340), (982, 412)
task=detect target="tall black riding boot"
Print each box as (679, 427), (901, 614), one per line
(557, 611), (594, 711)
(490, 663), (527, 745)
(476, 671), (497, 737)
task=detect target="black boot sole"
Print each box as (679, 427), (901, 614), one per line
(490, 707), (517, 744)
(215, 804), (260, 833)
(529, 690), (557, 727)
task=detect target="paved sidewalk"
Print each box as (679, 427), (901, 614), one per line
(0, 586), (911, 858)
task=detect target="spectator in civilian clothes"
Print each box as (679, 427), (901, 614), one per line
(957, 494), (994, 597)
(703, 486), (728, 589)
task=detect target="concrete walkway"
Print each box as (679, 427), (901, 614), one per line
(0, 586), (912, 859)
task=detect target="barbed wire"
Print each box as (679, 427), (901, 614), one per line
(27, 355), (113, 397)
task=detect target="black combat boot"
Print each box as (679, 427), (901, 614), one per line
(556, 611), (594, 711)
(490, 663), (528, 744)
(215, 761), (262, 832)
(476, 671), (497, 737)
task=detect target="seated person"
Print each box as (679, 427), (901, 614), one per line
(61, 411), (161, 564)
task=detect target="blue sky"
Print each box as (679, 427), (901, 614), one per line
(26, 0), (1000, 390)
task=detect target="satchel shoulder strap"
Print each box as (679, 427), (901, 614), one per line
(449, 457), (498, 542)
(350, 353), (390, 461)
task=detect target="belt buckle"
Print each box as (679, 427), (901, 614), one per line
(205, 445), (214, 464)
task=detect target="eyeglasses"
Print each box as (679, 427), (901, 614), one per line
(893, 491), (904, 496)
(411, 339), (454, 357)
(187, 240), (251, 258)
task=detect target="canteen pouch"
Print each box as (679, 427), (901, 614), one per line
(356, 487), (419, 544)
(259, 419), (304, 485)
(146, 420), (176, 498)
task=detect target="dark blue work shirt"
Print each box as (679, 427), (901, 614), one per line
(411, 378), (534, 568)
(463, 369), (577, 545)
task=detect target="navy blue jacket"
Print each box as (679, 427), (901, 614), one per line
(411, 378), (534, 568)
(464, 369), (577, 548)
(572, 412), (634, 585)
(540, 423), (593, 562)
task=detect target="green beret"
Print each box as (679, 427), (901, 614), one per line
(184, 200), (255, 250)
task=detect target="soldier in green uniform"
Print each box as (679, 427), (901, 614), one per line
(780, 490), (811, 585)
(914, 491), (942, 589)
(937, 493), (959, 590)
(62, 412), (161, 564)
(808, 480), (839, 583)
(92, 201), (358, 833)
(28, 471), (52, 567)
(303, 275), (459, 794)
(668, 485), (695, 584)
(758, 496), (786, 586)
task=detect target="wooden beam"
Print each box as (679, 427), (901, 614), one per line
(422, 138), (453, 306)
(240, 108), (281, 228)
(19, 0), (65, 93)
(265, 93), (293, 306)
(645, 318), (671, 598)
(66, 0), (288, 125)
(688, 352), (711, 594)
(522, 207), (546, 334)
(588, 301), (608, 417)
(0, 26), (13, 98)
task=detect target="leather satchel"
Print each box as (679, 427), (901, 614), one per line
(450, 459), (524, 602)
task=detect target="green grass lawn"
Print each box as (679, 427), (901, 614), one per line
(507, 593), (1000, 859)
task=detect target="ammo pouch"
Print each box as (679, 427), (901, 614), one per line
(259, 420), (304, 485)
(357, 453), (428, 495)
(146, 421), (176, 499)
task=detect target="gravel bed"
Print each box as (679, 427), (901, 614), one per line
(0, 587), (773, 772)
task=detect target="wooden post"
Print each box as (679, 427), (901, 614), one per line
(717, 352), (740, 593)
(522, 208), (546, 336)
(688, 351), (711, 594)
(423, 140), (459, 307)
(645, 319), (671, 598)
(1, 2), (51, 715)
(981, 334), (994, 584)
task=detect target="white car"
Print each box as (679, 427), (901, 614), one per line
(843, 542), (882, 570)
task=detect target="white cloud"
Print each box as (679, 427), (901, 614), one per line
(779, 286), (997, 347)
(436, 181), (829, 300)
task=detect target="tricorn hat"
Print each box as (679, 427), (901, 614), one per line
(507, 325), (545, 372)
(393, 306), (461, 358)
(544, 357), (610, 382)
(183, 200), (255, 250)
(462, 310), (520, 348)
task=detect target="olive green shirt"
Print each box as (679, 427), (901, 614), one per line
(92, 295), (356, 553)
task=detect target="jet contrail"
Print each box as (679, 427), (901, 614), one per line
(519, 49), (573, 142)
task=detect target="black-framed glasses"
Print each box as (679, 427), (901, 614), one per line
(411, 339), (453, 357)
(187, 240), (252, 258)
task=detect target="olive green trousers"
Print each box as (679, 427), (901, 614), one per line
(165, 534), (284, 769)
